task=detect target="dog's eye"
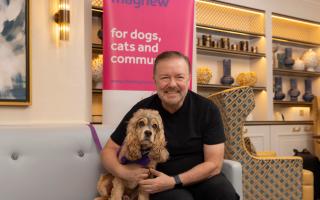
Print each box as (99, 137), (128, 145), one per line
(152, 123), (158, 129)
(138, 121), (145, 127)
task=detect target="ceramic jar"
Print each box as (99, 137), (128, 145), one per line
(302, 79), (314, 102)
(288, 79), (300, 101)
(284, 48), (294, 68)
(274, 77), (285, 100)
(220, 59), (234, 85)
(292, 58), (305, 71)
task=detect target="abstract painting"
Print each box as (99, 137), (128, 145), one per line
(0, 0), (30, 106)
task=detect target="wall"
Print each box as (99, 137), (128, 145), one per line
(0, 0), (92, 124)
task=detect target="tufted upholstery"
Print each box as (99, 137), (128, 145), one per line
(208, 86), (303, 200)
(0, 124), (242, 200)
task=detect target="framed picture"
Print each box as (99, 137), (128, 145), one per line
(0, 0), (30, 106)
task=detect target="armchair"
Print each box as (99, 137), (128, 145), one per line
(208, 86), (303, 200)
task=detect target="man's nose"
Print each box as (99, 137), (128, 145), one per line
(168, 78), (177, 86)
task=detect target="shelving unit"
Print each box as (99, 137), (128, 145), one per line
(195, 0), (267, 121)
(272, 13), (320, 123)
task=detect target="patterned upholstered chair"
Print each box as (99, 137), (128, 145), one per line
(208, 86), (303, 200)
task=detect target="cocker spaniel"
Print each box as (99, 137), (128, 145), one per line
(95, 109), (169, 200)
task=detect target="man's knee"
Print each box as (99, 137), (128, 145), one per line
(150, 188), (194, 200)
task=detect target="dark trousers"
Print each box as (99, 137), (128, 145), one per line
(150, 173), (239, 200)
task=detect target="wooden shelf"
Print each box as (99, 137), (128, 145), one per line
(273, 37), (320, 48)
(273, 68), (320, 77)
(273, 100), (313, 107)
(245, 120), (314, 126)
(197, 46), (265, 59)
(93, 89), (102, 94)
(196, 25), (264, 39)
(92, 43), (103, 54)
(92, 7), (103, 17)
(197, 84), (266, 91)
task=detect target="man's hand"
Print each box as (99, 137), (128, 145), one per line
(120, 164), (150, 183)
(139, 169), (175, 194)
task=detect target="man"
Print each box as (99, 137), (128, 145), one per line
(101, 51), (238, 200)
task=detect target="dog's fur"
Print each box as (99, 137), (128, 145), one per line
(95, 109), (169, 200)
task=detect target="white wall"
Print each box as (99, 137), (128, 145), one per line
(0, 0), (92, 124)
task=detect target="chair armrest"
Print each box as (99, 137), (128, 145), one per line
(222, 159), (243, 200)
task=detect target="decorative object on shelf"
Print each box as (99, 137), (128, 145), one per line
(206, 35), (212, 47)
(315, 48), (320, 72)
(202, 34), (207, 47)
(273, 77), (285, 100)
(284, 48), (294, 68)
(272, 45), (279, 68)
(302, 78), (314, 102)
(97, 29), (103, 41)
(292, 58), (305, 71)
(302, 49), (318, 71)
(236, 72), (257, 86)
(277, 53), (286, 69)
(288, 79), (300, 101)
(197, 66), (213, 84)
(92, 54), (103, 89)
(220, 59), (234, 85)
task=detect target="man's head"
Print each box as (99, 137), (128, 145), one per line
(153, 51), (191, 113)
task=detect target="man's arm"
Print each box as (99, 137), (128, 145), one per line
(179, 143), (224, 185)
(101, 138), (150, 182)
(139, 143), (224, 193)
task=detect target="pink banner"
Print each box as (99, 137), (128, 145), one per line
(103, 0), (194, 91)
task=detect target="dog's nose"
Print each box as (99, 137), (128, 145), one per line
(144, 130), (152, 138)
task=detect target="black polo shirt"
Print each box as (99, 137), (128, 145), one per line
(110, 90), (225, 176)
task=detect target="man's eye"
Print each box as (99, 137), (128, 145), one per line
(160, 77), (169, 80)
(138, 121), (145, 127)
(152, 123), (158, 129)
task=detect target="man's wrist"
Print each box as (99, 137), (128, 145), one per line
(173, 175), (183, 189)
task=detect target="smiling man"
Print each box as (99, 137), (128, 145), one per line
(101, 51), (239, 200)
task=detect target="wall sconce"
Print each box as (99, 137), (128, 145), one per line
(54, 0), (70, 40)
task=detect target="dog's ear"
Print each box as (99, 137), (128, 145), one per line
(149, 118), (169, 163)
(119, 115), (142, 161)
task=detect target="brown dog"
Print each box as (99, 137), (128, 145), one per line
(95, 109), (169, 200)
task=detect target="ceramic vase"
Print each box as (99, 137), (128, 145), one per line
(220, 59), (234, 85)
(273, 77), (285, 100)
(277, 53), (286, 69)
(288, 79), (300, 101)
(302, 79), (314, 102)
(292, 58), (305, 71)
(302, 49), (318, 71)
(284, 48), (294, 68)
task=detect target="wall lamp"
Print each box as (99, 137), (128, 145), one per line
(54, 0), (70, 40)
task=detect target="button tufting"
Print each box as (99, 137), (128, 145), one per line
(11, 152), (19, 160)
(78, 150), (84, 157)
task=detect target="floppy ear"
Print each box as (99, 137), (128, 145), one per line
(149, 119), (169, 163)
(119, 117), (141, 161)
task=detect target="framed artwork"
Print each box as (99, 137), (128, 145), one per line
(0, 0), (30, 106)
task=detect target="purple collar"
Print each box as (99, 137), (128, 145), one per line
(118, 148), (151, 167)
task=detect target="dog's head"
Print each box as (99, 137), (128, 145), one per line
(127, 109), (164, 150)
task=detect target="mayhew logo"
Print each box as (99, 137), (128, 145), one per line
(112, 0), (169, 8)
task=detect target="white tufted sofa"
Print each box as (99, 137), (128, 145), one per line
(0, 124), (242, 200)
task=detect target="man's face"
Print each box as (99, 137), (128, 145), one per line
(153, 57), (190, 112)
